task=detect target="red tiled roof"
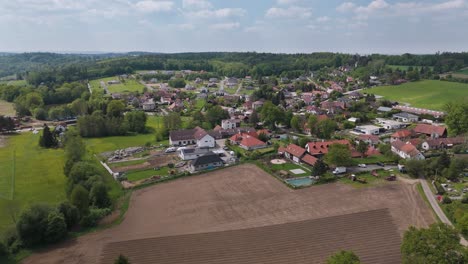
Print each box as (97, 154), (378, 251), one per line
(358, 134), (379, 143)
(301, 154), (318, 166)
(424, 137), (465, 148)
(413, 124), (446, 136)
(391, 130), (412, 138)
(257, 129), (271, 136)
(306, 140), (350, 155)
(285, 144), (306, 158)
(278, 146), (287, 153)
(240, 136), (266, 148)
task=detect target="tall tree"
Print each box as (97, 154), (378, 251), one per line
(39, 124), (58, 148)
(290, 116), (301, 132)
(325, 143), (353, 166)
(163, 112), (182, 131)
(401, 223), (468, 264)
(444, 101), (468, 136)
(356, 140), (369, 158)
(70, 184), (90, 216)
(317, 119), (337, 139)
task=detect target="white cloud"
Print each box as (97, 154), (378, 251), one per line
(182, 0), (212, 10)
(276, 0), (299, 5)
(336, 2), (356, 13)
(355, 0), (389, 13)
(134, 0), (174, 13)
(266, 6), (311, 19)
(187, 8), (246, 18)
(316, 16), (330, 22)
(210, 22), (240, 30)
(175, 23), (195, 30)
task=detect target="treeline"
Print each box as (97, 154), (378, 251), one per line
(0, 82), (89, 118)
(77, 100), (147, 137)
(0, 116), (15, 132)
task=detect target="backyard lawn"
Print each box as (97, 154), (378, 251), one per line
(338, 170), (393, 188)
(0, 132), (66, 233)
(125, 167), (169, 182)
(270, 162), (311, 177)
(365, 80), (468, 110)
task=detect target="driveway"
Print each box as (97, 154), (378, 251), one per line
(347, 164), (398, 173)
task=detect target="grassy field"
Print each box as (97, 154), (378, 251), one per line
(0, 132), (66, 233)
(0, 100), (15, 116)
(6, 80), (27, 86)
(90, 77), (144, 94)
(338, 170), (392, 188)
(109, 159), (147, 169)
(366, 80), (468, 110)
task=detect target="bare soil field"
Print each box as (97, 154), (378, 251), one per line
(112, 154), (177, 173)
(23, 164), (435, 264)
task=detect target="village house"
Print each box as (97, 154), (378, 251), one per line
(305, 140), (351, 157)
(179, 148), (211, 161)
(393, 112), (419, 123)
(421, 137), (466, 151)
(377, 106), (393, 113)
(281, 144), (307, 163)
(391, 140), (425, 160)
(252, 100), (265, 110)
(357, 134), (380, 147)
(160, 96), (173, 105)
(221, 119), (241, 130)
(229, 133), (267, 150)
(413, 124), (447, 138)
(354, 125), (381, 135)
(320, 101), (345, 114)
(190, 152), (224, 172)
(391, 129), (413, 143)
(142, 99), (156, 111)
(226, 77), (238, 87)
(169, 127), (215, 148)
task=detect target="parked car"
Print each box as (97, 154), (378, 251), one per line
(165, 147), (176, 153)
(333, 167), (347, 175)
(223, 146), (229, 150)
(376, 162), (385, 167)
(358, 164), (367, 168)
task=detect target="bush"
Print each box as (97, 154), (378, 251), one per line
(45, 211), (67, 243)
(16, 204), (52, 246)
(89, 182), (111, 209)
(80, 208), (111, 228)
(462, 194), (468, 204)
(434, 182), (446, 195)
(57, 202), (80, 230)
(168, 163), (174, 169)
(70, 184), (90, 216)
(0, 241), (8, 256)
(442, 196), (452, 204)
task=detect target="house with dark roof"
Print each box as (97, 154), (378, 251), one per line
(190, 152), (224, 172)
(413, 124), (447, 138)
(393, 112), (419, 123)
(391, 140), (425, 160)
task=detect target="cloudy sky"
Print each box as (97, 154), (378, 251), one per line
(0, 0), (467, 54)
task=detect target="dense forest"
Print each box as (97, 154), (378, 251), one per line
(1, 52), (468, 86)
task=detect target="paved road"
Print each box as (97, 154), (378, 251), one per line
(347, 164), (398, 173)
(420, 177), (468, 246)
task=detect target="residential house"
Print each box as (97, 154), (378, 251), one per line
(354, 125), (381, 135)
(282, 144), (307, 163)
(321, 101), (345, 114)
(377, 106), (393, 113)
(160, 97), (172, 105)
(421, 137), (465, 151)
(391, 130), (413, 143)
(413, 124), (447, 138)
(179, 148), (211, 161)
(226, 77), (238, 87)
(301, 154), (318, 167)
(190, 152), (224, 172)
(305, 140), (350, 157)
(393, 112), (419, 123)
(185, 84), (196, 90)
(391, 140), (425, 160)
(142, 99), (156, 111)
(357, 134), (380, 147)
(252, 100), (264, 110)
(376, 118), (406, 130)
(194, 128), (216, 148)
(230, 133), (267, 150)
(209, 78), (218, 83)
(169, 127), (215, 147)
(222, 119), (241, 129)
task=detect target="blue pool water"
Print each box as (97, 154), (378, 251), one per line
(285, 177), (315, 187)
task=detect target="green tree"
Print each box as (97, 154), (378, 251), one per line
(114, 254), (130, 264)
(356, 140), (368, 158)
(57, 202), (80, 230)
(125, 111), (147, 133)
(16, 204), (52, 246)
(249, 110), (259, 126)
(445, 158), (467, 181)
(205, 105), (229, 128)
(260, 101), (285, 129)
(325, 144), (353, 167)
(312, 159), (328, 176)
(406, 160), (426, 178)
(45, 211), (67, 243)
(438, 151), (451, 170)
(401, 223), (468, 264)
(290, 116), (301, 132)
(444, 101), (468, 136)
(168, 78), (186, 88)
(39, 124), (58, 148)
(258, 132), (269, 143)
(89, 182), (111, 209)
(326, 250), (361, 264)
(34, 107), (47, 120)
(307, 115), (318, 135)
(70, 185), (90, 216)
(317, 119), (337, 139)
(106, 100), (126, 118)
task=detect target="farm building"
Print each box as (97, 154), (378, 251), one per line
(190, 152), (224, 172)
(413, 124), (447, 138)
(421, 137), (465, 151)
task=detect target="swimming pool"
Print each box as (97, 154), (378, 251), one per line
(285, 177), (315, 187)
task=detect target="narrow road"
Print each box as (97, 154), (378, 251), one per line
(235, 81), (243, 95)
(420, 177), (468, 246)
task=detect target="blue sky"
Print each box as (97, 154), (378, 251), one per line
(0, 0), (467, 54)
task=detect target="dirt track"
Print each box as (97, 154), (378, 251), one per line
(23, 164), (435, 264)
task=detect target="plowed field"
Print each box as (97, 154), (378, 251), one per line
(23, 164), (434, 264)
